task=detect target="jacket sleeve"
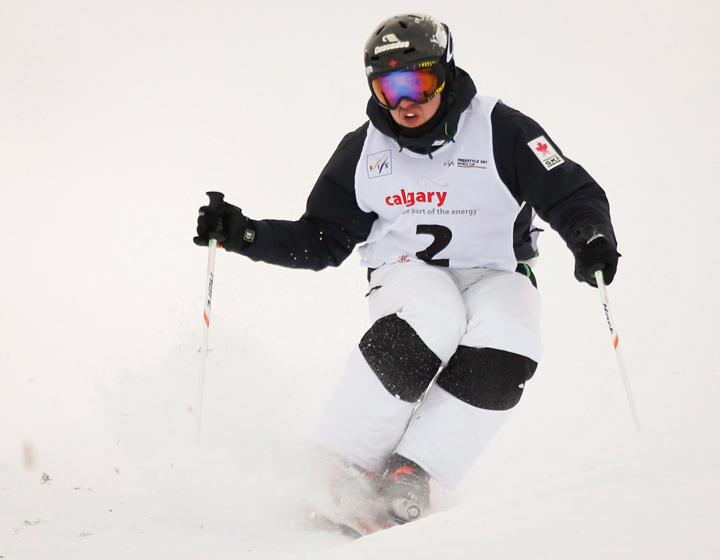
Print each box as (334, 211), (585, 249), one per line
(240, 122), (377, 271)
(492, 102), (616, 251)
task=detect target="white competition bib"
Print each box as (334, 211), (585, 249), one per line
(355, 96), (521, 270)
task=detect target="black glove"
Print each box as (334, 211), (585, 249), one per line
(573, 226), (620, 286)
(193, 192), (256, 253)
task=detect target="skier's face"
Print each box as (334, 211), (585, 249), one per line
(389, 94), (442, 128)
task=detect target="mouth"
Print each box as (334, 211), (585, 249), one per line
(400, 111), (419, 124)
(391, 103), (426, 128)
(399, 110), (422, 127)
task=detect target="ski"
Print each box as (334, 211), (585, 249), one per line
(302, 506), (405, 539)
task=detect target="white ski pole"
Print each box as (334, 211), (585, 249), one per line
(196, 191), (225, 445)
(581, 226), (641, 432)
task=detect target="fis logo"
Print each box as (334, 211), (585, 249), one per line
(367, 150), (392, 178)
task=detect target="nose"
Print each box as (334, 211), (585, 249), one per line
(397, 98), (416, 109)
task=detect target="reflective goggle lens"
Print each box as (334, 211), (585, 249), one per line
(371, 67), (442, 109)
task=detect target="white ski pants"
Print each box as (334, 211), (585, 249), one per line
(314, 262), (543, 489)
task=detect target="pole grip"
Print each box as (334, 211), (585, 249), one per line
(580, 225), (606, 274)
(206, 192), (226, 243)
(206, 191), (225, 210)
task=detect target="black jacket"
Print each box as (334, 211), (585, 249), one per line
(242, 69), (615, 271)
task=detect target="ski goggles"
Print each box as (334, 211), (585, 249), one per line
(370, 65), (445, 110)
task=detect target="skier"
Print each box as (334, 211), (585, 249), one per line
(193, 14), (619, 525)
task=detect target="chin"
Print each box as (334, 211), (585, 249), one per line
(395, 115), (425, 128)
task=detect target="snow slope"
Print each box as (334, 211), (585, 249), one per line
(1, 1), (718, 558)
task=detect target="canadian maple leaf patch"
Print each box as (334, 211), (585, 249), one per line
(527, 136), (565, 170)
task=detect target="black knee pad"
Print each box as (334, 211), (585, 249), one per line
(359, 314), (442, 403)
(436, 346), (538, 410)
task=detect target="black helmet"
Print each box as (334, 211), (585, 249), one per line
(364, 14), (453, 81)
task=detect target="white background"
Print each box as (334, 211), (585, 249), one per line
(1, 1), (718, 558)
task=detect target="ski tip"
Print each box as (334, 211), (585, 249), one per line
(337, 523), (364, 539)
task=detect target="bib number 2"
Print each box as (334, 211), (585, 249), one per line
(416, 225), (452, 267)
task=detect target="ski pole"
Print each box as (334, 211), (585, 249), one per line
(581, 226), (641, 432)
(196, 191), (226, 445)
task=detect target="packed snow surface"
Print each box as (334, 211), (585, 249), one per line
(1, 1), (718, 558)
